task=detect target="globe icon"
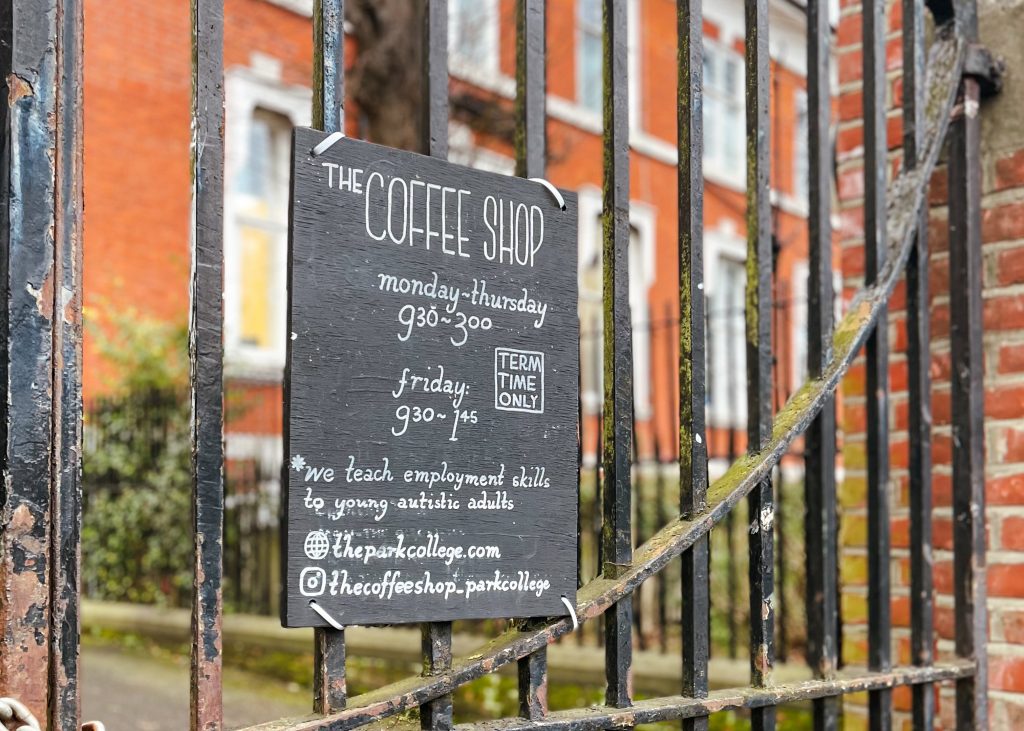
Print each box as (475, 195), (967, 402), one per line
(304, 530), (331, 560)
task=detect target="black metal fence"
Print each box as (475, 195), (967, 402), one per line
(0, 1), (998, 730)
(82, 303), (815, 661)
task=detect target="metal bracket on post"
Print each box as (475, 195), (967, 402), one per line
(964, 44), (1005, 98)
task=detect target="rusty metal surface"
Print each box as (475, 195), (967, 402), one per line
(455, 661), (976, 731)
(49, 0), (85, 728)
(0, 0), (61, 722)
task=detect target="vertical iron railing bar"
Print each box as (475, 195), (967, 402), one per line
(863, 0), (892, 726)
(903, 0), (934, 728)
(313, 0), (344, 133)
(773, 466), (787, 664)
(310, 0), (347, 715)
(744, 0), (775, 729)
(0, 0), (61, 718)
(631, 430), (645, 650)
(189, 0), (226, 729)
(513, 0), (549, 719)
(661, 302), (675, 656)
(949, 60), (988, 731)
(51, 0), (85, 727)
(420, 2), (453, 730)
(676, 0), (709, 727)
(421, 0), (449, 161)
(601, 0), (634, 711)
(804, 0), (840, 727)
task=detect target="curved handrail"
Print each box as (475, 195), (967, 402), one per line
(243, 29), (966, 731)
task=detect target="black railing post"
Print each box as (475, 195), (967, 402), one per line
(903, 0), (935, 728)
(51, 0), (85, 728)
(744, 1), (776, 729)
(601, 0), (634, 710)
(310, 0), (348, 715)
(863, 0), (892, 726)
(0, 0), (84, 727)
(949, 19), (988, 727)
(804, 0), (840, 727)
(677, 0), (709, 729)
(514, 0), (550, 719)
(189, 0), (226, 729)
(419, 3), (454, 730)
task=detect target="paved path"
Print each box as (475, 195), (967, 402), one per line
(82, 641), (310, 730)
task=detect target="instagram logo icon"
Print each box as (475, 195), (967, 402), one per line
(299, 566), (327, 597)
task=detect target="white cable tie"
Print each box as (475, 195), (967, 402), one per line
(309, 600), (345, 630)
(0, 697), (39, 731)
(311, 131), (346, 157)
(560, 595), (579, 631)
(529, 177), (567, 211)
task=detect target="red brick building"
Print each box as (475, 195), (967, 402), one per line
(836, 0), (1024, 726)
(84, 0), (818, 480)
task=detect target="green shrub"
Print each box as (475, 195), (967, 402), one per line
(81, 305), (193, 606)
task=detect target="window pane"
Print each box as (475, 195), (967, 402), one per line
(724, 108), (742, 172)
(236, 116), (274, 202)
(451, 0), (492, 66)
(232, 108), (289, 358)
(794, 92), (809, 201)
(703, 51), (716, 90)
(579, 0), (601, 28)
(709, 256), (747, 425)
(723, 56), (740, 97)
(703, 96), (719, 166)
(240, 226), (273, 348)
(578, 33), (602, 113)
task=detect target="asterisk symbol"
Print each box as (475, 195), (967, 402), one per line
(290, 454), (307, 472)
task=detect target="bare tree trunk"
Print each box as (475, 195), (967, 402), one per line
(345, 0), (424, 151)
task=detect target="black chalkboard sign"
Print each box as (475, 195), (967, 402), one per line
(283, 129), (579, 628)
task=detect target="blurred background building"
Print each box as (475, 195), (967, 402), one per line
(82, 0), (824, 655)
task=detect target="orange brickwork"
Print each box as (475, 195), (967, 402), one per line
(837, 0), (1024, 726)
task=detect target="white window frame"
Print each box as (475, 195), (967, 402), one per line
(794, 89), (809, 203)
(704, 226), (748, 428)
(264, 0), (313, 16)
(702, 40), (745, 187)
(224, 67), (312, 379)
(577, 186), (656, 420)
(574, 0), (642, 131)
(449, 0), (500, 77)
(448, 121), (515, 175)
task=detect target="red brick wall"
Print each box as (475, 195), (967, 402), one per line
(837, 0), (1024, 726)
(83, 0), (192, 392)
(82, 0), (312, 399)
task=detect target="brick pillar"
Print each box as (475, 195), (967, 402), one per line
(837, 0), (1024, 727)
